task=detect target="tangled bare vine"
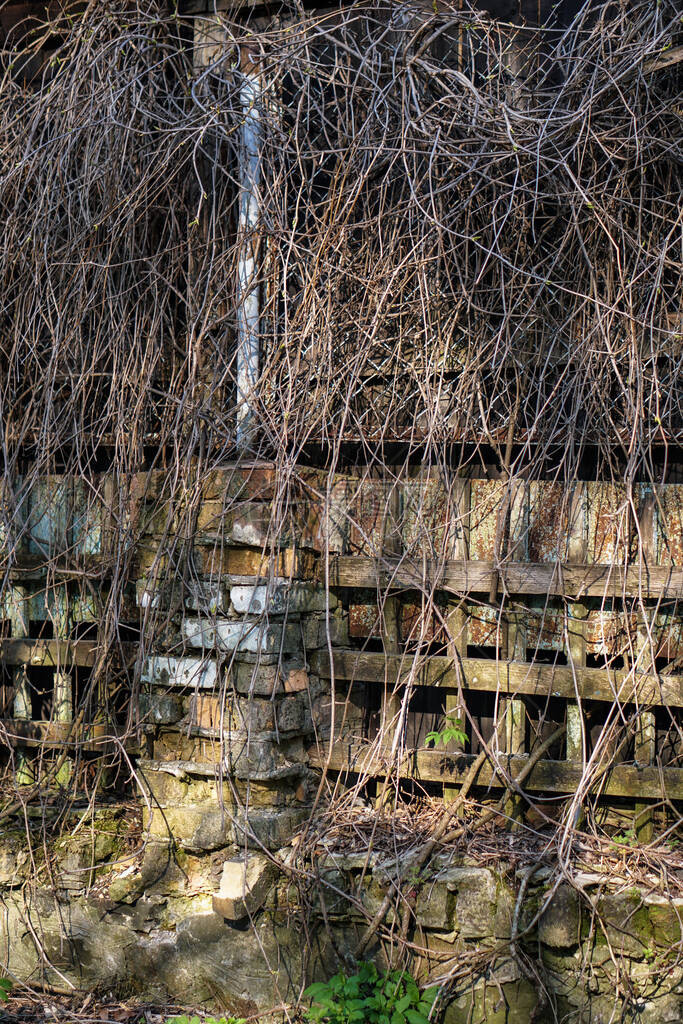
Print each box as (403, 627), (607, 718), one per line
(0, 0), (681, 1005)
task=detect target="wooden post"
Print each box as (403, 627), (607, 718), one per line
(566, 482), (587, 765)
(635, 709), (656, 844)
(10, 586), (32, 786)
(502, 480), (527, 825)
(53, 586), (72, 788)
(444, 605), (467, 806)
(503, 608), (527, 826)
(442, 478), (471, 805)
(635, 485), (657, 841)
(375, 477), (402, 808)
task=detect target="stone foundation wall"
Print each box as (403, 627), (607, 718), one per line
(2, 821), (683, 1023)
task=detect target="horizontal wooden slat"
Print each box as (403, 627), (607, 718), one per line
(0, 719), (111, 751)
(327, 557), (683, 599)
(310, 650), (683, 707)
(0, 639), (130, 669)
(310, 743), (683, 801)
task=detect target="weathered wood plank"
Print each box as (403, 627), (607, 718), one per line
(0, 719), (110, 750)
(327, 556), (683, 599)
(309, 650), (683, 708)
(309, 742), (683, 801)
(0, 639), (130, 669)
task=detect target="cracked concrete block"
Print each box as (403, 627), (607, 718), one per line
(415, 881), (454, 930)
(0, 835), (29, 887)
(184, 581), (230, 614)
(143, 806), (240, 851)
(142, 655), (218, 690)
(597, 893), (652, 957)
(139, 692), (183, 725)
(538, 884), (580, 948)
(234, 660), (308, 695)
(230, 582), (334, 615)
(212, 854), (278, 921)
(646, 895), (683, 947)
(443, 868), (496, 939)
(231, 807), (312, 850)
(184, 618), (300, 655)
(227, 733), (305, 781)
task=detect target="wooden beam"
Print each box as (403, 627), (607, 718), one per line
(0, 718), (110, 750)
(309, 649), (683, 708)
(326, 556), (683, 600)
(310, 742), (683, 801)
(0, 638), (131, 669)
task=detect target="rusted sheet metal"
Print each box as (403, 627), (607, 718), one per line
(310, 475), (391, 557)
(10, 475), (109, 560)
(400, 600), (446, 644)
(25, 476), (69, 555)
(71, 479), (105, 555)
(349, 478), (401, 557)
(585, 482), (632, 565)
(468, 480), (506, 560)
(655, 485), (683, 566)
(402, 475), (465, 560)
(526, 599), (564, 652)
(468, 479), (526, 562)
(301, 475), (355, 555)
(349, 602), (381, 638)
(584, 606), (634, 658)
(466, 602), (501, 648)
(528, 482), (572, 562)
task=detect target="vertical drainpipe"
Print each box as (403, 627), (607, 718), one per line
(235, 51), (262, 450)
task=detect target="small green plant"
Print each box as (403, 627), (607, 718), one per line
(612, 828), (636, 847)
(304, 962), (439, 1024)
(426, 714), (467, 749)
(0, 978), (12, 1003)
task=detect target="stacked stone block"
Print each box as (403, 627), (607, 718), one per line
(134, 464), (342, 857)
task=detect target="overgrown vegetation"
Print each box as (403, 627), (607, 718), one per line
(0, 0), (681, 1014)
(304, 965), (439, 1024)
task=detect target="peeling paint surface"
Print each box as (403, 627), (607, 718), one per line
(468, 480), (506, 561)
(528, 482), (569, 563)
(655, 485), (683, 566)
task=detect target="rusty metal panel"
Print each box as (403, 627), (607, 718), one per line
(508, 481), (528, 561)
(528, 482), (572, 563)
(400, 600), (446, 644)
(72, 479), (104, 556)
(348, 602), (381, 639)
(402, 475), (466, 560)
(468, 480), (506, 561)
(654, 485), (683, 566)
(305, 474), (355, 555)
(466, 601), (502, 648)
(526, 599), (564, 652)
(585, 482), (630, 565)
(26, 476), (69, 556)
(584, 604), (634, 658)
(348, 477), (401, 557)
